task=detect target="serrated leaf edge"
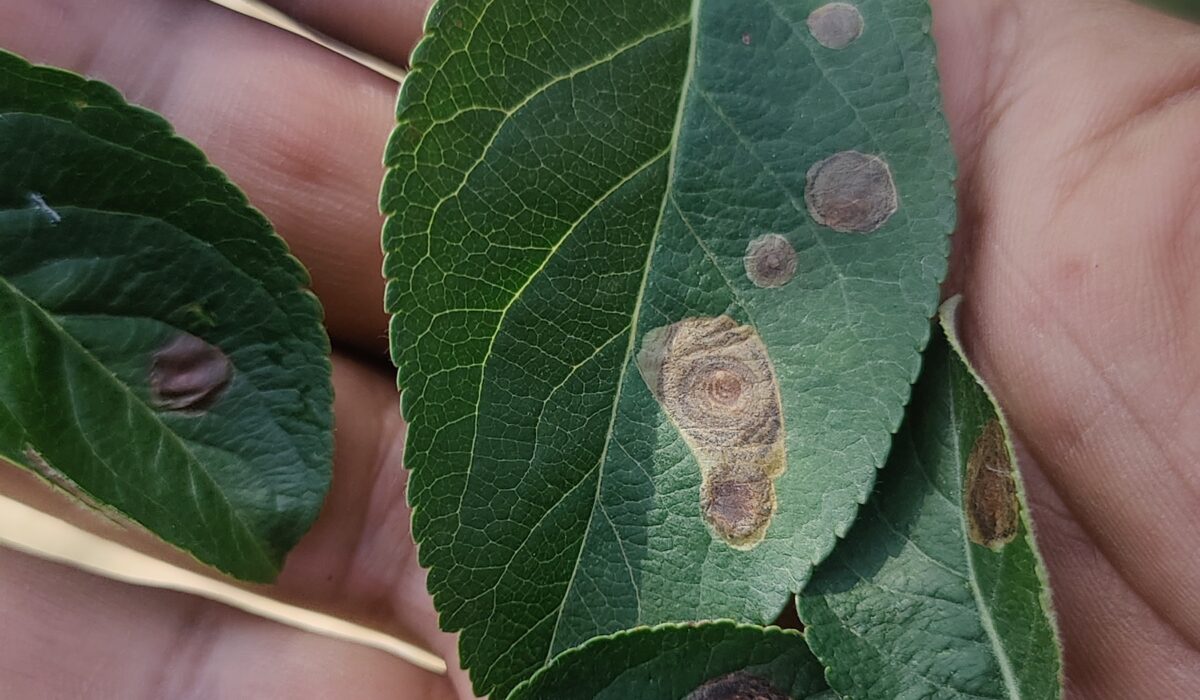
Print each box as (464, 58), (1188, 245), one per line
(939, 295), (1065, 692)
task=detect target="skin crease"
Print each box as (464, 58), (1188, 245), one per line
(0, 0), (1197, 697)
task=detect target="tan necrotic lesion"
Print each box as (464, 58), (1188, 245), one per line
(636, 316), (786, 549)
(965, 419), (1020, 549)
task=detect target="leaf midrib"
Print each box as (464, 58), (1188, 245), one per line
(431, 13), (692, 538)
(543, 0), (705, 664)
(947, 372), (1022, 698)
(0, 205), (323, 480)
(0, 273), (275, 574)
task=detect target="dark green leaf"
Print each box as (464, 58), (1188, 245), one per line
(1142, 0), (1200, 21)
(508, 622), (829, 700)
(383, 0), (954, 693)
(797, 298), (1062, 699)
(0, 51), (332, 582)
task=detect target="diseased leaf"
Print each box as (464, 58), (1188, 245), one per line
(383, 0), (954, 693)
(797, 297), (1062, 699)
(508, 622), (829, 700)
(0, 51), (332, 582)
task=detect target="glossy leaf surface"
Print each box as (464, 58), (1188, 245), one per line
(797, 299), (1062, 699)
(509, 622), (830, 700)
(383, 0), (955, 693)
(0, 52), (333, 582)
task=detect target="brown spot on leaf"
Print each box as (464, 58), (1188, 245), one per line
(805, 150), (898, 233)
(637, 316), (785, 549)
(150, 333), (233, 412)
(965, 419), (1020, 548)
(686, 671), (792, 700)
(703, 475), (775, 545)
(744, 234), (797, 288)
(807, 3), (864, 50)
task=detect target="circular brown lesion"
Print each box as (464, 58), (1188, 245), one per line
(805, 150), (898, 233)
(150, 332), (233, 412)
(672, 353), (780, 449)
(707, 369), (743, 404)
(807, 3), (865, 50)
(744, 234), (797, 288)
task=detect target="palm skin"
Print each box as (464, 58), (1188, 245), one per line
(0, 0), (1198, 698)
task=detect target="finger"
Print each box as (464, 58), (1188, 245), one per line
(929, 0), (1018, 165)
(0, 0), (397, 354)
(1012, 446), (1200, 698)
(260, 0), (434, 69)
(0, 351), (473, 695)
(936, 0), (1200, 664)
(0, 546), (454, 699)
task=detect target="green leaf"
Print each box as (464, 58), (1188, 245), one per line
(383, 0), (954, 693)
(797, 298), (1062, 699)
(1142, 0), (1200, 21)
(0, 51), (333, 582)
(508, 622), (830, 700)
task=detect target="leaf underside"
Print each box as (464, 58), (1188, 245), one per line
(383, 0), (955, 694)
(797, 299), (1062, 699)
(508, 621), (830, 700)
(0, 51), (332, 582)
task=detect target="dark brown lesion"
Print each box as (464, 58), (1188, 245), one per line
(150, 332), (233, 412)
(965, 418), (1020, 548)
(703, 474), (776, 546)
(804, 150), (898, 233)
(685, 671), (793, 700)
(637, 316), (786, 550)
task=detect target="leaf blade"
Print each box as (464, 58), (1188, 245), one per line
(0, 52), (333, 582)
(384, 1), (956, 693)
(508, 622), (829, 700)
(796, 298), (1063, 699)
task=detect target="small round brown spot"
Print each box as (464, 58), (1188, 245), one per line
(807, 3), (864, 50)
(744, 234), (797, 288)
(805, 150), (898, 233)
(686, 671), (792, 700)
(150, 333), (233, 412)
(965, 419), (1020, 549)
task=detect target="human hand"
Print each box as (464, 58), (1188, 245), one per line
(1, 1), (1197, 698)
(0, 0), (470, 697)
(934, 0), (1200, 696)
